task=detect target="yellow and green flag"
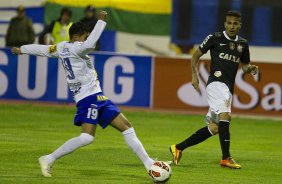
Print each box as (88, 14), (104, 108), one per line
(45, 0), (171, 35)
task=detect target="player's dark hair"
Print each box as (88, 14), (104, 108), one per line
(226, 10), (241, 20)
(85, 5), (96, 14)
(69, 22), (90, 39)
(60, 7), (72, 17)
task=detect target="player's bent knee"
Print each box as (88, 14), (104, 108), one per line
(80, 133), (94, 145)
(208, 123), (219, 135)
(219, 112), (231, 121)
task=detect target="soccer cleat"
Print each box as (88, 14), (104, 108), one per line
(220, 157), (242, 169)
(169, 145), (182, 165)
(39, 156), (54, 177)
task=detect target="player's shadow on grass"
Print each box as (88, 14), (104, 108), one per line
(118, 163), (142, 169)
(76, 167), (147, 180)
(172, 159), (218, 169)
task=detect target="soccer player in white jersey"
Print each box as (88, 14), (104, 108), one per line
(12, 11), (155, 177)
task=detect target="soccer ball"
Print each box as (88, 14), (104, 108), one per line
(148, 161), (172, 183)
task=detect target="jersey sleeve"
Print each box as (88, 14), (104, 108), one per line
(20, 44), (59, 58)
(240, 42), (250, 64)
(199, 34), (216, 54)
(73, 20), (107, 56)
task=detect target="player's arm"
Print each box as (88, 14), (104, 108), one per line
(242, 63), (258, 75)
(11, 44), (59, 58)
(191, 48), (204, 93)
(74, 11), (107, 56)
(240, 42), (258, 75)
(191, 34), (213, 93)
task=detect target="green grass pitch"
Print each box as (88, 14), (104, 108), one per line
(0, 103), (282, 184)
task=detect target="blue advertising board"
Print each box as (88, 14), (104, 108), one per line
(0, 48), (152, 107)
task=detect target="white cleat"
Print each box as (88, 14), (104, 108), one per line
(38, 156), (53, 177)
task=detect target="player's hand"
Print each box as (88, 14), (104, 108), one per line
(11, 47), (22, 55)
(192, 74), (201, 94)
(98, 10), (107, 21)
(249, 65), (258, 75)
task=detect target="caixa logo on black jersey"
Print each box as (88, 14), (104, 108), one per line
(219, 53), (240, 63)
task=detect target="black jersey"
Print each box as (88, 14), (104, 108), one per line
(199, 31), (250, 94)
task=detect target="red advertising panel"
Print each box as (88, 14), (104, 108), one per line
(153, 57), (282, 116)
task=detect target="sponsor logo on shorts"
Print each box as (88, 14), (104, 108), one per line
(97, 95), (108, 101)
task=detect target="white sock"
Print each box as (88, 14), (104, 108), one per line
(47, 133), (94, 163)
(122, 128), (154, 171)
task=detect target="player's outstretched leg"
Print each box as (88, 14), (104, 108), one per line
(110, 113), (154, 172)
(39, 123), (95, 177)
(170, 125), (214, 165)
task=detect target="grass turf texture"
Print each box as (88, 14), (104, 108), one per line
(0, 103), (282, 184)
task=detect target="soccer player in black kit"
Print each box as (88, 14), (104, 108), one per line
(170, 10), (258, 169)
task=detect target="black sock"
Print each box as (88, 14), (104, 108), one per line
(176, 126), (213, 151)
(219, 121), (231, 160)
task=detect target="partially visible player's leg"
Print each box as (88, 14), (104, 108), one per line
(218, 112), (231, 160)
(110, 113), (154, 171)
(175, 121), (216, 150)
(205, 82), (232, 161)
(39, 123), (96, 177)
(39, 94), (102, 177)
(170, 121), (216, 165)
(218, 112), (241, 169)
(48, 123), (96, 160)
(205, 82), (241, 168)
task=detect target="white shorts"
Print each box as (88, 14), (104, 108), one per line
(205, 82), (232, 124)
